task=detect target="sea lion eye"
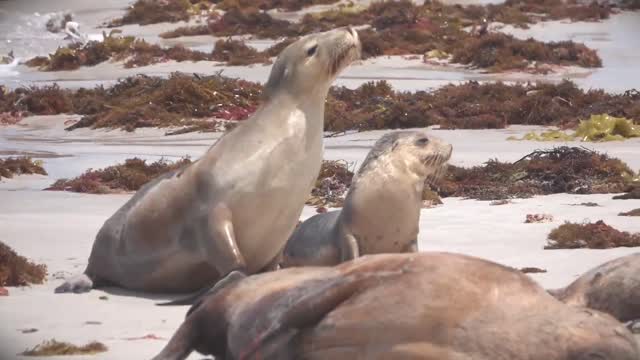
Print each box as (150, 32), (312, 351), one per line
(307, 44), (318, 57)
(416, 137), (429, 146)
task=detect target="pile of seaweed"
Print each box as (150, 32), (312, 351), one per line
(216, 0), (340, 11)
(325, 80), (640, 132)
(161, 0), (603, 71)
(22, 340), (107, 356)
(47, 157), (192, 194)
(620, 208), (640, 216)
(108, 0), (216, 27)
(25, 33), (214, 71)
(0, 157), (47, 179)
(307, 160), (354, 208)
(0, 241), (47, 287)
(545, 220), (640, 249)
(0, 74), (262, 132)
(438, 147), (636, 200)
(109, 0), (339, 27)
(3, 76), (638, 133)
(24, 32), (293, 70)
(3, 77), (638, 133)
(509, 114), (640, 142)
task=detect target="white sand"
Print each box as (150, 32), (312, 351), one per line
(1, 116), (639, 359)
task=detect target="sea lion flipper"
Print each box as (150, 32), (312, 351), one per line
(157, 270), (246, 308)
(54, 273), (93, 294)
(234, 276), (358, 359)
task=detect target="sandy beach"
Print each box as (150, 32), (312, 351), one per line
(1, 0), (639, 359)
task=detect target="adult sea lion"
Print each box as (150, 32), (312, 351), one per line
(281, 130), (452, 267)
(152, 252), (639, 360)
(550, 252), (640, 323)
(55, 27), (361, 295)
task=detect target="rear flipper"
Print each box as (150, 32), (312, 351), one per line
(54, 273), (94, 294)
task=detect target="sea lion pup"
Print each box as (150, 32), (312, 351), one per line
(54, 27), (361, 296)
(281, 130), (452, 267)
(550, 252), (640, 323)
(151, 252), (639, 360)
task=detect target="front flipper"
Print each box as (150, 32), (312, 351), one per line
(230, 275), (360, 360)
(54, 273), (94, 294)
(157, 203), (247, 306)
(158, 270), (246, 307)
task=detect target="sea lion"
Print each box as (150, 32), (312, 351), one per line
(54, 27), (361, 295)
(550, 253), (640, 323)
(152, 252), (639, 360)
(281, 130), (452, 267)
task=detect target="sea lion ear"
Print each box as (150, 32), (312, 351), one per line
(263, 57), (289, 99)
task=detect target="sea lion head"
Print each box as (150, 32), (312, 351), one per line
(263, 27), (361, 100)
(357, 130), (452, 185)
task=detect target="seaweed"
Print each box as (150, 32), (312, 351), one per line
(211, 39), (271, 66)
(0, 157), (47, 179)
(525, 214), (554, 223)
(24, 33), (213, 71)
(46, 157), (192, 194)
(306, 160), (354, 208)
(545, 221), (640, 249)
(22, 340), (107, 356)
(215, 0), (340, 12)
(326, 80), (640, 132)
(108, 0), (214, 27)
(619, 208), (640, 217)
(0, 241), (47, 287)
(438, 147), (635, 200)
(614, 188), (640, 200)
(510, 115), (640, 142)
(159, 0), (604, 71)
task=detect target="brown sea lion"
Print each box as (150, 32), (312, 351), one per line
(54, 27), (362, 297)
(152, 252), (639, 360)
(281, 130), (452, 267)
(550, 252), (640, 323)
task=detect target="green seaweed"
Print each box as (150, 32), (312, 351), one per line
(510, 115), (640, 142)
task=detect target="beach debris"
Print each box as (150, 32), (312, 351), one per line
(545, 220), (640, 249)
(20, 328), (38, 334)
(123, 334), (165, 341)
(0, 287), (8, 296)
(306, 160), (354, 208)
(519, 267), (547, 274)
(422, 188), (444, 208)
(490, 199), (511, 206)
(619, 208), (640, 217)
(84, 321), (102, 326)
(0, 111), (23, 125)
(569, 202), (601, 207)
(510, 115), (640, 142)
(99, 296), (108, 301)
(47, 157), (192, 194)
(0, 241), (47, 287)
(525, 214), (554, 223)
(439, 147), (636, 201)
(0, 157), (47, 180)
(215, 0), (340, 12)
(22, 340), (107, 356)
(316, 206), (328, 213)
